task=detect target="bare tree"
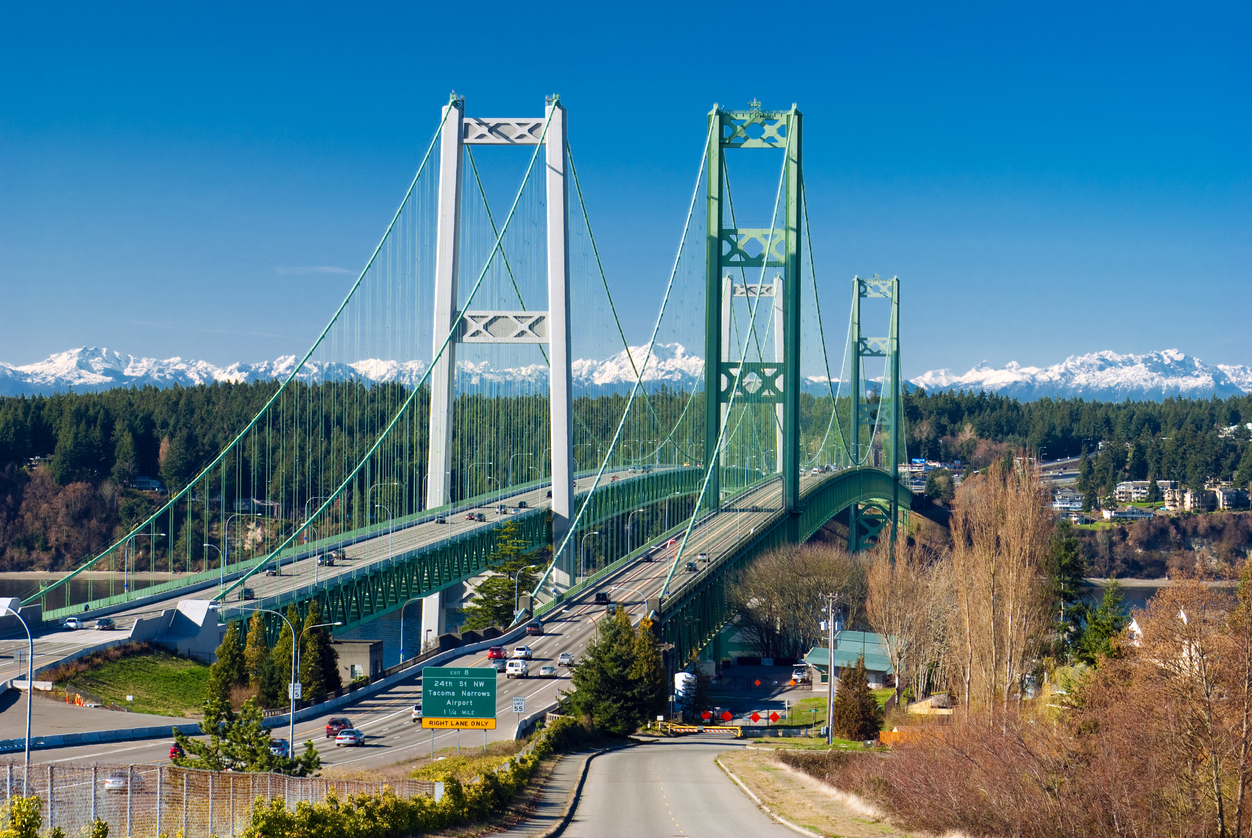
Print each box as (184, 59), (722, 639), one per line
(866, 537), (930, 706)
(949, 453), (1053, 710)
(727, 544), (866, 660)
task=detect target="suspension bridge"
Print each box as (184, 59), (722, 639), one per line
(23, 95), (908, 668)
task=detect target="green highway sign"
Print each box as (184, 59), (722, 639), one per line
(421, 666), (497, 729)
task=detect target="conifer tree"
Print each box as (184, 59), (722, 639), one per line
(207, 620), (246, 705)
(300, 600), (341, 701)
(243, 611), (270, 689)
(629, 615), (667, 721)
(831, 656), (882, 741)
(564, 607), (640, 736)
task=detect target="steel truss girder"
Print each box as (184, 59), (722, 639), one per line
(659, 468), (911, 663)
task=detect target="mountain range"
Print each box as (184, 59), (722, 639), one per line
(2, 346), (1249, 402)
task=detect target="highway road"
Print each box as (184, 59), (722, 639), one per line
(12, 471), (829, 773)
(563, 739), (791, 838)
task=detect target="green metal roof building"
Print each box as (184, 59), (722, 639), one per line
(803, 631), (893, 686)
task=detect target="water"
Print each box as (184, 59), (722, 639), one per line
(0, 574), (166, 608)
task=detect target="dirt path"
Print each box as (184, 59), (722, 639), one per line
(717, 747), (918, 838)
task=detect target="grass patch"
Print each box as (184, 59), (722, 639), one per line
(54, 645), (209, 717)
(408, 739), (527, 783)
(750, 735), (875, 750)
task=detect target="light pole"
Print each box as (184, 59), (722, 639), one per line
(509, 453), (534, 490)
(665, 492), (682, 530)
(375, 504), (393, 560)
(203, 544), (224, 595)
(126, 532), (164, 596)
(296, 620), (344, 696)
(398, 596), (424, 662)
(367, 481), (399, 524)
(626, 509), (644, 554)
(224, 513), (257, 576)
(823, 594), (843, 745)
(580, 531), (600, 584)
(467, 461), (493, 500)
(0, 598), (33, 794)
(514, 564), (539, 618)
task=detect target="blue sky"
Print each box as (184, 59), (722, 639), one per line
(1, 1), (1248, 378)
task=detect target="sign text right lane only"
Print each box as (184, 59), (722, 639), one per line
(421, 666), (498, 729)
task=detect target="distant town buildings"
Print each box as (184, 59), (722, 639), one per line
(1051, 487), (1083, 512)
(1114, 479), (1177, 503)
(1101, 506), (1156, 522)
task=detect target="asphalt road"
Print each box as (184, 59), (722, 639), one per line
(10, 470), (831, 771)
(563, 739), (791, 838)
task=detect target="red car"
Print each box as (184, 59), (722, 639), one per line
(169, 744), (183, 760)
(325, 717), (352, 738)
(486, 646), (505, 660)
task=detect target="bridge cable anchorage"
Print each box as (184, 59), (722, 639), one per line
(526, 118), (717, 608)
(659, 105), (796, 600)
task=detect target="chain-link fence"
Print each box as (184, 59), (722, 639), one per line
(0, 762), (436, 838)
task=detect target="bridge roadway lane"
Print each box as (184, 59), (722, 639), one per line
(563, 738), (790, 838)
(20, 473), (822, 769)
(0, 470), (650, 684)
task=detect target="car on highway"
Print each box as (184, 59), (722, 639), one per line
(594, 592), (610, 604)
(239, 587), (256, 601)
(410, 705), (422, 723)
(94, 617), (116, 630)
(505, 660), (529, 678)
(697, 553), (709, 562)
(103, 770), (144, 793)
(539, 665), (558, 678)
(517, 500), (528, 508)
(684, 561), (698, 573)
(270, 738), (291, 759)
(486, 646), (505, 659)
(264, 566), (279, 577)
(325, 717), (353, 738)
(496, 504), (509, 514)
(334, 728), (364, 747)
(791, 667), (809, 684)
(169, 743), (183, 760)
(557, 652), (575, 667)
(512, 646), (533, 660)
(525, 622), (543, 636)
(317, 554), (336, 567)
(434, 515), (447, 524)
(62, 617), (82, 630)
(489, 658), (508, 672)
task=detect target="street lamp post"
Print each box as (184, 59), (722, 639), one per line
(509, 453), (534, 491)
(0, 598), (33, 794)
(626, 509), (644, 555)
(823, 594), (843, 745)
(375, 504), (393, 560)
(126, 532), (164, 597)
(241, 607), (299, 751)
(513, 564), (539, 618)
(580, 531), (600, 584)
(224, 513), (257, 578)
(296, 620), (344, 698)
(203, 544), (224, 595)
(367, 482), (399, 524)
(398, 597), (424, 662)
(665, 492), (682, 530)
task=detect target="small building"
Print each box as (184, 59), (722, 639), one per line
(803, 631), (893, 691)
(332, 639), (384, 682)
(1101, 506), (1155, 522)
(1213, 483), (1249, 511)
(131, 476), (164, 492)
(1052, 488), (1083, 512)
(1114, 480), (1177, 503)
(1184, 489), (1217, 513)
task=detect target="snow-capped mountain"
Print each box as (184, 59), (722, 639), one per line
(8, 346), (1244, 402)
(0, 344), (710, 397)
(911, 349), (1252, 402)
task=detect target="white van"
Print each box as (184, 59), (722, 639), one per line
(506, 659), (530, 679)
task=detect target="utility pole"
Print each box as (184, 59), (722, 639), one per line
(825, 593), (841, 745)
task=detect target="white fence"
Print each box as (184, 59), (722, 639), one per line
(0, 762), (435, 838)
